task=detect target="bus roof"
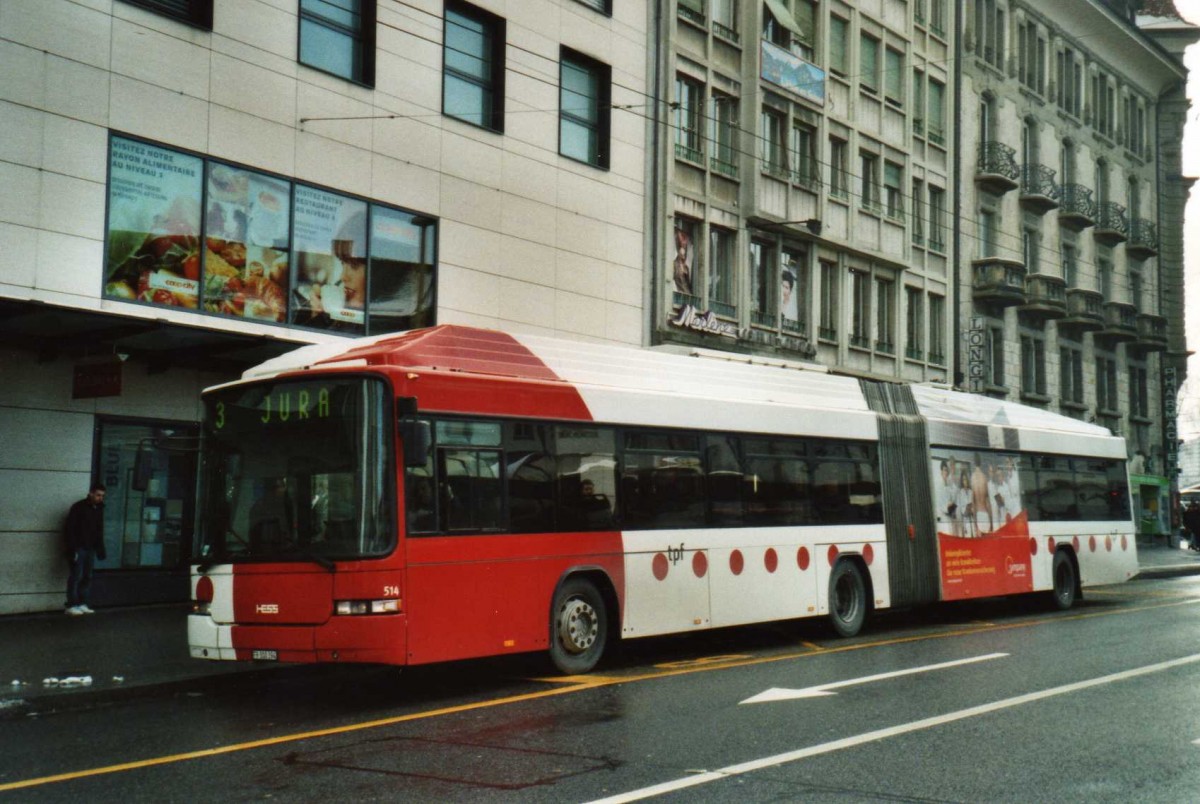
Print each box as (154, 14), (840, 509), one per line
(236, 325), (1122, 455)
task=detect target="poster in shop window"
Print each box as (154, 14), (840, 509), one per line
(104, 137), (203, 309)
(202, 164), (291, 322)
(291, 186), (368, 333)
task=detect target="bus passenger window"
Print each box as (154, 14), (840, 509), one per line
(555, 426), (617, 532)
(705, 435), (745, 526)
(621, 431), (704, 530)
(440, 449), (503, 532)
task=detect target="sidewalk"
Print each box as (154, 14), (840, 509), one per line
(3, 542), (1200, 708)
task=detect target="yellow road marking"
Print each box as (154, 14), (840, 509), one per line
(5, 595), (1199, 792)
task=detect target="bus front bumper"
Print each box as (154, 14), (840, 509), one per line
(188, 612), (408, 665)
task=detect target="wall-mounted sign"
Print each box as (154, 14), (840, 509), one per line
(73, 359), (123, 399)
(761, 40), (826, 106)
(670, 304), (739, 338)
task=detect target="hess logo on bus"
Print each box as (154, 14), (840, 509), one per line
(256, 603), (280, 614)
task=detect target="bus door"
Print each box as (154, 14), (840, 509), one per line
(861, 382), (940, 606)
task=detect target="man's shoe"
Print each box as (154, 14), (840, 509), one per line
(79, 605), (95, 614)
(65, 606), (84, 616)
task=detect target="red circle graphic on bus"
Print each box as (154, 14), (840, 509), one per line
(730, 550), (744, 576)
(1048, 537), (1056, 552)
(797, 546), (811, 571)
(1121, 535), (1128, 551)
(827, 545), (839, 566)
(693, 550), (708, 578)
(1073, 536), (1081, 552)
(1089, 536), (1097, 552)
(1105, 535), (1112, 552)
(863, 544), (874, 565)
(1029, 537), (1038, 556)
(652, 553), (669, 581)
(764, 548), (778, 573)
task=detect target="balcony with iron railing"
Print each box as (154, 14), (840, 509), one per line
(712, 20), (739, 43)
(1094, 201), (1128, 246)
(1133, 313), (1168, 353)
(1095, 300), (1138, 345)
(972, 257), (1027, 308)
(1019, 164), (1060, 214)
(1127, 218), (1159, 260)
(1058, 288), (1104, 335)
(710, 155), (739, 179)
(1019, 274), (1067, 320)
(976, 141), (1020, 194)
(1058, 184), (1096, 230)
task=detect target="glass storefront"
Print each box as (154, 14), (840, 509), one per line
(96, 419), (198, 571)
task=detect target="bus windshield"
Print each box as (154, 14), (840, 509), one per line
(196, 376), (394, 564)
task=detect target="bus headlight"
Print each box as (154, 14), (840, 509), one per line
(334, 599), (400, 615)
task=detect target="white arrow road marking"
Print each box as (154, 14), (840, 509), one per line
(740, 652), (1009, 704)
(586, 652), (1200, 804)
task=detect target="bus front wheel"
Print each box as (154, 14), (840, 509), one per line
(1049, 550), (1078, 611)
(828, 560), (867, 637)
(549, 577), (607, 674)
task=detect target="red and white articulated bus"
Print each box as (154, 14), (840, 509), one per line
(189, 325), (1136, 674)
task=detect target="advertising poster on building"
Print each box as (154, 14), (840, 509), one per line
(672, 224), (695, 295)
(291, 186), (368, 333)
(368, 207), (436, 332)
(202, 163), (291, 322)
(931, 450), (1033, 600)
(781, 254), (800, 324)
(105, 137), (203, 308)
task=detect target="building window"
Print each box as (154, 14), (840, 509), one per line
(119, 0), (212, 28)
(875, 276), (895, 354)
(710, 92), (740, 177)
(1022, 217), (1040, 274)
(1131, 269), (1142, 311)
(781, 246), (807, 332)
(884, 47), (904, 106)
(1061, 241), (1077, 287)
(1057, 47), (1083, 118)
(929, 0), (946, 36)
(96, 418), (198, 570)
(988, 325), (1005, 388)
(443, 2), (505, 131)
(1130, 363), (1149, 419)
(860, 150), (881, 213)
(1061, 138), (1076, 184)
(912, 69), (926, 134)
(928, 293), (946, 364)
(679, 0), (705, 25)
(829, 15), (849, 76)
(884, 161), (904, 221)
(975, 0), (1004, 69)
(299, 0), (376, 85)
(819, 260), (839, 340)
(927, 78), (945, 145)
(979, 207), (997, 257)
(673, 217), (700, 297)
(559, 49), (611, 168)
(928, 185), (945, 251)
(829, 136), (849, 199)
(675, 75), (705, 162)
(1098, 247), (1114, 298)
(761, 107), (788, 178)
(791, 122), (818, 188)
(750, 240), (777, 326)
(1020, 334), (1047, 397)
(1060, 341), (1085, 407)
(709, 227), (737, 316)
(912, 179), (925, 244)
(104, 136), (438, 335)
(850, 268), (870, 348)
(573, 0), (612, 14)
(1017, 18), (1045, 94)
(905, 286), (923, 360)
(860, 33), (880, 94)
(1096, 355), (1119, 413)
(713, 0), (739, 41)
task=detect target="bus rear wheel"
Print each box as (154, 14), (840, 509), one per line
(1049, 550), (1077, 611)
(828, 560), (867, 637)
(549, 577), (607, 674)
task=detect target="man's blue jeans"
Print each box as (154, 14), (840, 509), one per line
(66, 548), (96, 608)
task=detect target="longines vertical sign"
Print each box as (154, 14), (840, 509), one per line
(1163, 366), (1178, 478)
(967, 317), (986, 393)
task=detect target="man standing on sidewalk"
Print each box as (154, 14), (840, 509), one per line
(63, 483), (107, 615)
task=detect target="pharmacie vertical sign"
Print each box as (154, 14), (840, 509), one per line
(1164, 366), (1178, 477)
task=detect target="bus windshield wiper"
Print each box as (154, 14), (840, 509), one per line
(280, 545), (337, 572)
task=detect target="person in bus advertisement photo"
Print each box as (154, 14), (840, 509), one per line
(63, 482), (107, 616)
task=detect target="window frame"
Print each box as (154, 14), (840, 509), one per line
(442, 1), (506, 132)
(298, 0), (377, 87)
(558, 48), (612, 169)
(119, 0), (213, 28)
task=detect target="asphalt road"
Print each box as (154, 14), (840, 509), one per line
(4, 575), (1200, 802)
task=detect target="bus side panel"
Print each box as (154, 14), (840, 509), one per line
(1026, 525), (1138, 590)
(404, 532), (623, 665)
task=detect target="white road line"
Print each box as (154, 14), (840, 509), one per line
(740, 652), (1009, 703)
(587, 652), (1200, 804)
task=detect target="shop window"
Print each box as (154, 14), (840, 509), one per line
(96, 419), (198, 570)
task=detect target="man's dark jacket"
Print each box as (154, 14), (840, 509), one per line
(64, 498), (107, 560)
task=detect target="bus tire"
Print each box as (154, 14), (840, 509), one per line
(549, 577), (607, 674)
(1049, 550), (1077, 611)
(828, 560), (867, 637)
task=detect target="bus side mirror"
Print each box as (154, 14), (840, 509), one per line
(399, 420), (432, 468)
(132, 446), (154, 492)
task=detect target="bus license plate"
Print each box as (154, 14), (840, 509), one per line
(252, 650), (278, 661)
